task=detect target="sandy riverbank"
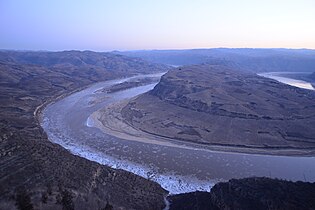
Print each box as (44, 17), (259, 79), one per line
(90, 98), (315, 157)
(90, 98), (192, 149)
(42, 72), (315, 195)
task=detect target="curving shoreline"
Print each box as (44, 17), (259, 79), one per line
(91, 98), (315, 157)
(258, 72), (315, 90)
(89, 99), (195, 150)
(91, 70), (315, 157)
(41, 72), (315, 195)
(41, 73), (215, 194)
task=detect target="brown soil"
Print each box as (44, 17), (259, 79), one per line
(0, 51), (169, 210)
(117, 64), (315, 155)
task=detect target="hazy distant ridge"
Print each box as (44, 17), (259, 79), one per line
(116, 48), (315, 73)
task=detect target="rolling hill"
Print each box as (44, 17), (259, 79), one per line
(120, 64), (315, 155)
(0, 51), (169, 210)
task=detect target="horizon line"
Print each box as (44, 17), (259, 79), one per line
(1, 47), (315, 53)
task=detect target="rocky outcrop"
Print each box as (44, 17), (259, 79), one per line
(169, 177), (315, 210)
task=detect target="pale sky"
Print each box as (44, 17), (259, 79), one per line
(0, 0), (315, 51)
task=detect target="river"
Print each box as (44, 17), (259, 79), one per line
(41, 72), (315, 194)
(258, 72), (314, 90)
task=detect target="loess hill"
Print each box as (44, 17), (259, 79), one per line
(121, 64), (315, 155)
(0, 51), (169, 210)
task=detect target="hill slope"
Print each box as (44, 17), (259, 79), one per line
(0, 51), (169, 210)
(169, 177), (315, 210)
(120, 64), (315, 155)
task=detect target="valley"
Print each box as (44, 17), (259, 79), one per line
(2, 49), (315, 209)
(2, 0), (315, 208)
(41, 69), (315, 197)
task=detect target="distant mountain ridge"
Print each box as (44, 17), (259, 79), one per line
(116, 48), (315, 73)
(0, 50), (169, 74)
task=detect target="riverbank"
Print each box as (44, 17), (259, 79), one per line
(91, 97), (315, 157)
(258, 72), (315, 90)
(92, 67), (315, 157)
(42, 74), (215, 194)
(0, 50), (170, 210)
(41, 70), (315, 197)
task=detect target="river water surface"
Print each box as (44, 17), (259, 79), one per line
(258, 72), (314, 90)
(42, 72), (315, 194)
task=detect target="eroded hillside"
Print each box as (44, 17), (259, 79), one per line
(121, 64), (315, 154)
(0, 51), (169, 210)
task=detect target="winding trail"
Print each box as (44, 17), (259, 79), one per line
(42, 72), (315, 194)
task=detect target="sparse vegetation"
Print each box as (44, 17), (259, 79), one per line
(121, 64), (315, 155)
(15, 188), (33, 210)
(61, 190), (74, 210)
(169, 177), (315, 210)
(0, 51), (168, 210)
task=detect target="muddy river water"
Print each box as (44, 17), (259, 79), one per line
(42, 72), (315, 194)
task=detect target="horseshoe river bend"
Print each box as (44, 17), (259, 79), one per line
(41, 72), (315, 194)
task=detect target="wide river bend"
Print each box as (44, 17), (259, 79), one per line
(42, 72), (315, 194)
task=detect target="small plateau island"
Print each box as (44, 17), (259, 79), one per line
(96, 64), (315, 156)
